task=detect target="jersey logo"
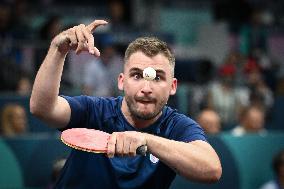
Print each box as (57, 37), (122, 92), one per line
(149, 154), (159, 164)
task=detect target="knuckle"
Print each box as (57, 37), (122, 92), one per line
(73, 26), (79, 30)
(78, 41), (85, 47)
(108, 141), (115, 146)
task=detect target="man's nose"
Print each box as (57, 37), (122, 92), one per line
(141, 80), (152, 94)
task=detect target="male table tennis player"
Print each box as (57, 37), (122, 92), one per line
(30, 20), (222, 189)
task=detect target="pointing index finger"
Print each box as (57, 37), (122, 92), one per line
(87, 20), (108, 33)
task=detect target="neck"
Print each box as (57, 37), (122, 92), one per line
(121, 98), (161, 129)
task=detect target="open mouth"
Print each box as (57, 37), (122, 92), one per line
(136, 100), (153, 105)
(134, 96), (156, 107)
(135, 96), (155, 102)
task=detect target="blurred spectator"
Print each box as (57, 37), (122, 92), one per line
(207, 62), (248, 129)
(241, 55), (274, 116)
(244, 45), (275, 92)
(0, 104), (27, 137)
(197, 109), (221, 135)
(246, 68), (274, 110)
(82, 34), (123, 97)
(17, 75), (32, 96)
(224, 52), (247, 87)
(259, 149), (284, 189)
(231, 105), (266, 136)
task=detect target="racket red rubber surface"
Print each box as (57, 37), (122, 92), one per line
(61, 128), (110, 153)
(61, 128), (147, 155)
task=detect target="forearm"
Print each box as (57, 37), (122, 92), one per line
(30, 43), (67, 116)
(145, 134), (222, 182)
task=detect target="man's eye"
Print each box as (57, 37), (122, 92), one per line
(134, 74), (142, 80)
(155, 76), (161, 81)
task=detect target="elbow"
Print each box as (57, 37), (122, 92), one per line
(210, 165), (222, 183)
(205, 164), (222, 183)
(30, 98), (44, 118)
(30, 99), (39, 116)
(182, 163), (222, 183)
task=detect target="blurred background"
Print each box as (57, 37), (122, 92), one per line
(0, 0), (284, 189)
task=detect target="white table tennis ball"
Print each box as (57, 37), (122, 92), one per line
(143, 67), (156, 81)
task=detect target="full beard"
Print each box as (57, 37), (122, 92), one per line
(125, 95), (168, 120)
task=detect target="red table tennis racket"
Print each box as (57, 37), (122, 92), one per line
(61, 128), (147, 156)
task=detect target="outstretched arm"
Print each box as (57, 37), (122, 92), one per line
(30, 20), (108, 128)
(107, 131), (222, 183)
(145, 134), (222, 183)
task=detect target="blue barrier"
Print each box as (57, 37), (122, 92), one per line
(221, 132), (284, 189)
(0, 138), (24, 188)
(1, 134), (70, 188)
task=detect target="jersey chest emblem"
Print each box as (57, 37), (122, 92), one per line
(149, 154), (159, 164)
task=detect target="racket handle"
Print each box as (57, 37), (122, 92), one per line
(136, 145), (147, 156)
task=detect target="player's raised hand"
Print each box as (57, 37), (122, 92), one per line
(51, 20), (108, 56)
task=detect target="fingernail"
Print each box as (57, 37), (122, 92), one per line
(89, 49), (94, 54)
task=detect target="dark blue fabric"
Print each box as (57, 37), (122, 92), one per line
(55, 96), (207, 189)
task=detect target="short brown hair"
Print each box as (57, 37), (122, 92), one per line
(124, 37), (175, 76)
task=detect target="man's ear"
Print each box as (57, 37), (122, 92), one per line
(118, 73), (124, 91)
(170, 78), (177, 95)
